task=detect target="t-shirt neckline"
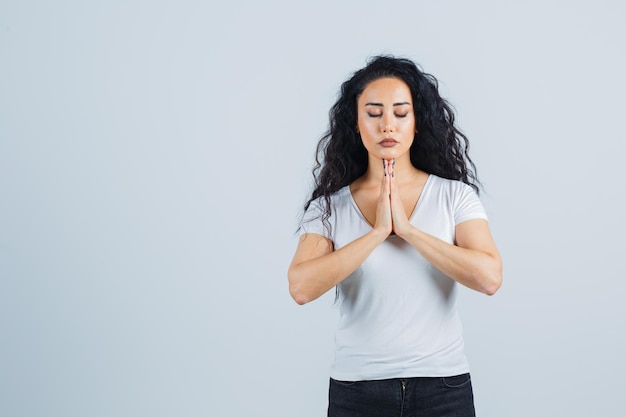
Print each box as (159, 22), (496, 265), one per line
(347, 174), (433, 229)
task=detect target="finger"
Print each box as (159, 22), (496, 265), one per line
(380, 176), (389, 204)
(388, 164), (404, 216)
(382, 159), (391, 193)
(380, 160), (388, 191)
(385, 161), (391, 198)
(388, 160), (396, 193)
(379, 164), (390, 204)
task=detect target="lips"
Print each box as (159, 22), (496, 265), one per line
(379, 139), (398, 147)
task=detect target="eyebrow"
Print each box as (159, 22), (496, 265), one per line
(364, 101), (412, 107)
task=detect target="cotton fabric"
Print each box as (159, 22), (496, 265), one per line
(299, 175), (487, 381)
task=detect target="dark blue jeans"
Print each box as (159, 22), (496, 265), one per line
(328, 374), (475, 417)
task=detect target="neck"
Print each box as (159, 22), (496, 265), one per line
(363, 153), (418, 183)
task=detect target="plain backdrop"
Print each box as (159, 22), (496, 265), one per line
(1, 1), (625, 416)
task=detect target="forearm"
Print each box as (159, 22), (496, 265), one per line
(288, 229), (387, 304)
(399, 226), (502, 295)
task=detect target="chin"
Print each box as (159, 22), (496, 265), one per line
(378, 150), (399, 161)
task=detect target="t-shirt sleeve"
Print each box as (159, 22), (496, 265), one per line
(298, 197), (331, 239)
(454, 183), (488, 225)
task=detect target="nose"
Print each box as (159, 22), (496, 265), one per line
(381, 113), (395, 132)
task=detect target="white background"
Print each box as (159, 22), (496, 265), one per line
(1, 1), (625, 416)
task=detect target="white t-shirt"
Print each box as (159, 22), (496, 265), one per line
(299, 174), (488, 381)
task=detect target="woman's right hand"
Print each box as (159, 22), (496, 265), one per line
(373, 159), (393, 237)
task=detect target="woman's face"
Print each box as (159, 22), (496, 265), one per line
(356, 77), (415, 162)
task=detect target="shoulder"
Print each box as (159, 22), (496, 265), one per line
(321, 186), (352, 207)
(425, 175), (486, 220)
(303, 186), (351, 217)
(300, 186), (352, 239)
(427, 174), (478, 200)
(333, 186), (352, 204)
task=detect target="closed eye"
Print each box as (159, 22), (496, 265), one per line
(395, 113), (409, 118)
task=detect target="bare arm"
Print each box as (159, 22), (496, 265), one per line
(287, 229), (388, 305)
(387, 161), (502, 295)
(397, 219), (502, 295)
(288, 168), (393, 305)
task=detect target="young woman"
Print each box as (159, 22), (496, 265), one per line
(288, 55), (502, 416)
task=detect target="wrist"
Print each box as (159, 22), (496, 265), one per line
(395, 223), (417, 241)
(369, 227), (390, 243)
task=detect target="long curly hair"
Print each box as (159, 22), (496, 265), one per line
(304, 55), (480, 232)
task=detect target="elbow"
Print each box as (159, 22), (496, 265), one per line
(484, 279), (501, 296)
(483, 263), (502, 296)
(288, 269), (311, 305)
(289, 284), (311, 305)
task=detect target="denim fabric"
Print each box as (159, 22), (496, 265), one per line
(328, 374), (475, 417)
